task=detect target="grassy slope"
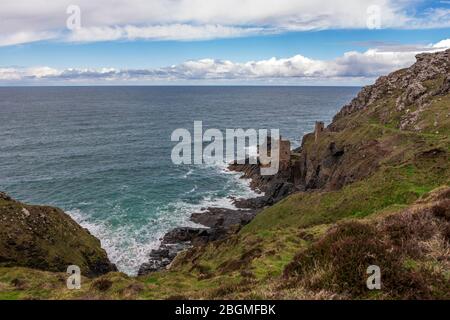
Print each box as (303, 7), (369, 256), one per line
(0, 70), (449, 300)
(0, 198), (115, 277)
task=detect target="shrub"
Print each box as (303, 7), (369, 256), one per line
(283, 220), (443, 298)
(90, 278), (113, 291)
(380, 210), (437, 257)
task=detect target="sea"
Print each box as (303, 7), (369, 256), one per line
(0, 86), (359, 275)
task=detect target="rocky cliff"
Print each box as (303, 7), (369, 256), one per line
(232, 50), (449, 195)
(332, 49), (450, 127)
(0, 192), (116, 277)
(287, 49), (449, 191)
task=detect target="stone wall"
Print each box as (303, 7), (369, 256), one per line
(314, 121), (324, 142)
(279, 139), (291, 170)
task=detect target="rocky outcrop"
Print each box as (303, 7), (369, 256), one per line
(138, 238), (192, 275)
(332, 49), (450, 130)
(138, 217), (250, 275)
(228, 162), (297, 205)
(138, 206), (259, 275)
(138, 160), (296, 275)
(190, 207), (257, 228)
(287, 49), (450, 191)
(0, 192), (116, 277)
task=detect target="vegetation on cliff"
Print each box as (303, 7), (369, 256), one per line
(0, 192), (116, 278)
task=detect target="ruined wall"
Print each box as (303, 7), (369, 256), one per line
(279, 139), (291, 170)
(314, 121), (324, 142)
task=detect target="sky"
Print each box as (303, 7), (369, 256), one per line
(0, 0), (449, 85)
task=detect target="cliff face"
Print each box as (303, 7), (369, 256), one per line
(0, 192), (116, 277)
(332, 49), (450, 129)
(230, 50), (450, 196)
(290, 49), (450, 191)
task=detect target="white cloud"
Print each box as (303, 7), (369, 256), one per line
(0, 0), (448, 45)
(1, 39), (448, 84)
(26, 67), (61, 78)
(0, 66), (61, 80)
(67, 24), (267, 42)
(0, 68), (22, 80)
(433, 39), (450, 49)
(67, 27), (124, 42)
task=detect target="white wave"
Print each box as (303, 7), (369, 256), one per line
(185, 185), (198, 194)
(68, 209), (162, 276)
(182, 168), (194, 178)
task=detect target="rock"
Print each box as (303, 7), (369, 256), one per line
(21, 208), (30, 217)
(261, 181), (295, 205)
(162, 227), (206, 243)
(191, 207), (257, 228)
(0, 192), (12, 201)
(232, 197), (267, 209)
(138, 226), (215, 275)
(138, 205), (261, 276)
(439, 75), (450, 95)
(228, 159), (296, 205)
(138, 242), (191, 275)
(137, 212), (254, 276)
(0, 193), (116, 277)
(292, 49), (450, 191)
(332, 49), (450, 127)
(396, 81), (427, 110)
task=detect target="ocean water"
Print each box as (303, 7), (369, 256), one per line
(0, 86), (359, 275)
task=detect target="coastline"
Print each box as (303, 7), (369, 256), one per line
(62, 162), (262, 276)
(137, 153), (300, 276)
(137, 163), (272, 275)
(1, 49), (449, 300)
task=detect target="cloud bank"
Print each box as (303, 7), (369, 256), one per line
(0, 0), (449, 46)
(1, 40), (449, 85)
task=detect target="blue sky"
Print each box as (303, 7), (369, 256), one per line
(1, 29), (449, 69)
(0, 0), (449, 85)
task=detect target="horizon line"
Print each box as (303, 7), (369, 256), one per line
(0, 84), (363, 88)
